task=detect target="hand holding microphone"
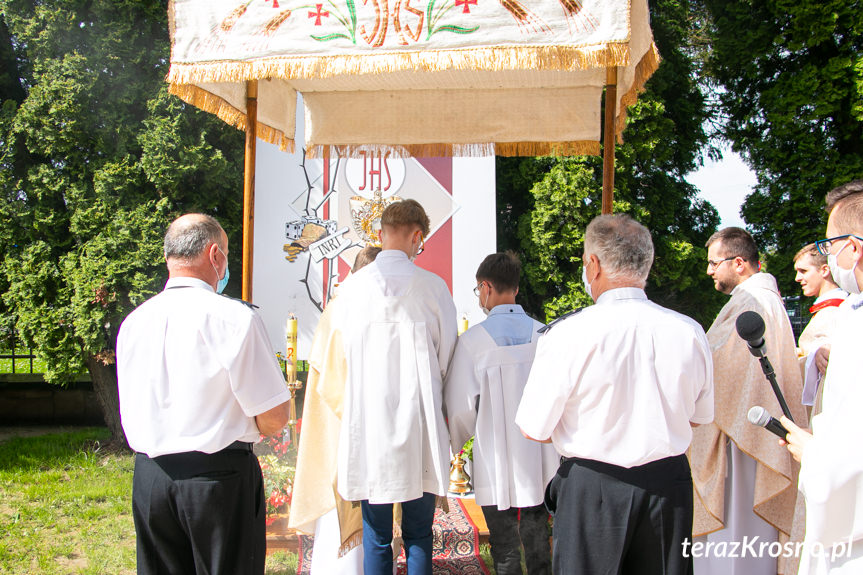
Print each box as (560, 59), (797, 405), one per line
(747, 406), (788, 439)
(748, 406), (812, 463)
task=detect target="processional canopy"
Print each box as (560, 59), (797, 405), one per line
(167, 0), (658, 157)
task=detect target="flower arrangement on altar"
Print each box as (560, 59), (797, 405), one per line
(459, 436), (474, 461)
(259, 426), (299, 525)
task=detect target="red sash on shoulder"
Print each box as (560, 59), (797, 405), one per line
(809, 298), (845, 314)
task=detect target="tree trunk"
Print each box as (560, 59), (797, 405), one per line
(86, 354), (130, 450)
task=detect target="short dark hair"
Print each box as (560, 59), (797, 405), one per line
(164, 214), (224, 261)
(826, 180), (863, 235)
(825, 179), (863, 214)
(476, 251), (521, 293)
(381, 199), (430, 237)
(705, 227), (759, 264)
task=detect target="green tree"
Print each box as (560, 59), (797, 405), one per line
(0, 0), (244, 444)
(498, 0), (724, 328)
(698, 0), (863, 295)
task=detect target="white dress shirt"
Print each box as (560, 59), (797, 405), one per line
(515, 287), (714, 468)
(333, 250), (458, 503)
(117, 277), (292, 457)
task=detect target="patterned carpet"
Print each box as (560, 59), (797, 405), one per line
(298, 498), (489, 574)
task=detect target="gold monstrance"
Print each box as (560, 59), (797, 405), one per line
(349, 189), (401, 246)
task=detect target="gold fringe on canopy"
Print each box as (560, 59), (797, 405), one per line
(496, 141), (601, 157)
(614, 42), (661, 141)
(167, 43), (632, 86)
(303, 141), (600, 159)
(167, 29), (659, 157)
(168, 83), (294, 152)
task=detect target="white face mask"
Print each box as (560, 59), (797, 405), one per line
(581, 263), (593, 300)
(828, 240), (860, 295)
(480, 285), (491, 315)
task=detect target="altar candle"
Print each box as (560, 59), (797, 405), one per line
(286, 315), (297, 383)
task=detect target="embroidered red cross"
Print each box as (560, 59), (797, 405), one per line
(455, 0), (477, 13)
(308, 4), (329, 25)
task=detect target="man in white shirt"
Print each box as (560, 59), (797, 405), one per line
(794, 242), (847, 358)
(515, 214), (714, 575)
(782, 179), (863, 574)
(690, 227), (806, 575)
(116, 214), (291, 575)
(793, 243), (847, 417)
(333, 199), (458, 575)
(445, 251), (557, 575)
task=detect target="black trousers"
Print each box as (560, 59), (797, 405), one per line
(545, 454), (693, 575)
(481, 503), (551, 575)
(132, 447), (266, 575)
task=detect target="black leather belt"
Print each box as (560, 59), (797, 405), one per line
(225, 441), (254, 452)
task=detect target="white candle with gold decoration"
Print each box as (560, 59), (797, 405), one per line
(286, 315), (298, 383)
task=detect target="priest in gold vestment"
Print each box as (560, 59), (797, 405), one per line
(690, 227), (806, 575)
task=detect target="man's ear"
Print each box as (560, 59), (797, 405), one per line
(819, 264), (832, 279)
(587, 253), (600, 281)
(851, 236), (863, 263)
(208, 242), (220, 264)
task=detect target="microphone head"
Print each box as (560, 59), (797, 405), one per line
(747, 405), (770, 427)
(736, 311), (766, 343)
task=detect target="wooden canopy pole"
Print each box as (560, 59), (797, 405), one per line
(602, 67), (618, 215)
(242, 80), (258, 302)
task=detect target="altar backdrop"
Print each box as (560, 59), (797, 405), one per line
(252, 104), (496, 357)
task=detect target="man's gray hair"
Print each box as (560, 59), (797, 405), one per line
(584, 214), (654, 286)
(164, 214), (225, 261)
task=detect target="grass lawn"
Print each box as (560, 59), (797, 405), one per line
(0, 428), (136, 574)
(0, 351), (48, 374)
(0, 429), (497, 574)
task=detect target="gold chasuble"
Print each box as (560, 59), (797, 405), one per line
(690, 273), (806, 538)
(288, 301), (362, 555)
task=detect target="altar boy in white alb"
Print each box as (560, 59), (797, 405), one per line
(445, 252), (557, 575)
(333, 199), (458, 575)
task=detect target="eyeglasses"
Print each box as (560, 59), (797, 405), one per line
(416, 235), (425, 256)
(707, 256), (738, 271)
(815, 234), (863, 256)
(473, 282), (486, 297)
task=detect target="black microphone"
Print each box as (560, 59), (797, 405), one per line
(736, 311), (766, 358)
(735, 310), (795, 423)
(747, 406), (789, 439)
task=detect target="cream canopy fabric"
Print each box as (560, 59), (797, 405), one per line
(167, 0), (659, 156)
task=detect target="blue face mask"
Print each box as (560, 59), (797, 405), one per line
(217, 263), (230, 294)
(213, 246), (230, 294)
